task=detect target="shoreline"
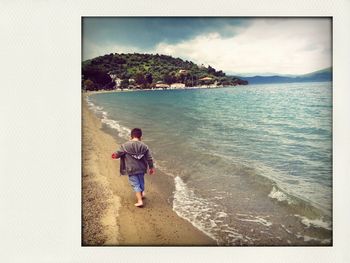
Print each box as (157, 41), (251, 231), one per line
(82, 80), (331, 96)
(82, 94), (216, 246)
(83, 84), (230, 95)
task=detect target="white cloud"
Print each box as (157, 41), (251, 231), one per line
(82, 39), (142, 61)
(154, 18), (331, 75)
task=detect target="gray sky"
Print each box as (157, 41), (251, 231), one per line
(82, 17), (331, 75)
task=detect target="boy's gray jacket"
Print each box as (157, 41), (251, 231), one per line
(115, 140), (154, 176)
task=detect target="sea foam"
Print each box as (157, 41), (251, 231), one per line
(101, 116), (130, 139)
(268, 186), (295, 205)
(173, 176), (218, 243)
(173, 176), (254, 245)
(86, 97), (131, 139)
(294, 214), (332, 231)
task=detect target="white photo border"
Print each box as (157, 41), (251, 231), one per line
(1, 0), (350, 262)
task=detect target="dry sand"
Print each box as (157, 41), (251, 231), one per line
(82, 96), (216, 246)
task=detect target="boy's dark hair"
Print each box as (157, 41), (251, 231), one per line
(131, 128), (142, 138)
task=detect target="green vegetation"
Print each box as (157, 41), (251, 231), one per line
(82, 53), (247, 91)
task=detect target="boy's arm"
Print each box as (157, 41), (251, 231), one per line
(145, 148), (155, 174)
(111, 146), (126, 159)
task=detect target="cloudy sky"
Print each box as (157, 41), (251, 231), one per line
(82, 17), (331, 76)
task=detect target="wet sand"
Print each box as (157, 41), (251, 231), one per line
(82, 95), (216, 246)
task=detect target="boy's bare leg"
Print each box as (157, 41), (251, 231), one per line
(135, 192), (143, 207)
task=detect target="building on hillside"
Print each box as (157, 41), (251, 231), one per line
(198, 76), (214, 87)
(115, 78), (122, 88)
(108, 73), (121, 89)
(170, 83), (185, 89)
(199, 76), (213, 81)
(155, 83), (170, 89)
(109, 73), (117, 81)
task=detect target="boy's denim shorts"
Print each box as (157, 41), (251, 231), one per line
(128, 173), (145, 192)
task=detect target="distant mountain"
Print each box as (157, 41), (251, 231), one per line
(238, 67), (332, 85)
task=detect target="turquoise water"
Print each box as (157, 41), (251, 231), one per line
(86, 82), (332, 245)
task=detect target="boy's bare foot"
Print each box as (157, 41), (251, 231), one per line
(134, 201), (143, 207)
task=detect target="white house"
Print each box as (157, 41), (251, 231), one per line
(170, 83), (185, 89)
(155, 83), (170, 89)
(115, 78), (122, 88)
(109, 73), (117, 81)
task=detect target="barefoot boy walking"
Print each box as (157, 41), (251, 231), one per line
(111, 128), (155, 207)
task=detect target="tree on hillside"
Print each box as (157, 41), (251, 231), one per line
(83, 79), (95, 91)
(120, 79), (129, 89)
(145, 73), (153, 84)
(121, 72), (131, 79)
(135, 72), (146, 85)
(163, 73), (176, 85)
(82, 68), (112, 88)
(134, 72), (148, 88)
(214, 70), (225, 77)
(208, 65), (215, 74)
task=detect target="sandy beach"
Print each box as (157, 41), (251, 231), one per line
(82, 95), (216, 246)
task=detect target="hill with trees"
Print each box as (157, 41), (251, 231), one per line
(82, 53), (248, 91)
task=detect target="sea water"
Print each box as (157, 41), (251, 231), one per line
(86, 82), (332, 245)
